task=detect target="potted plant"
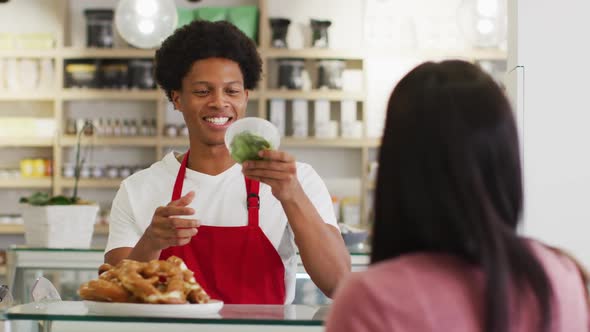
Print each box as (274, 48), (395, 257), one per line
(19, 122), (99, 249)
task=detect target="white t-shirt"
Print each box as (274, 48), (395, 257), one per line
(106, 151), (338, 304)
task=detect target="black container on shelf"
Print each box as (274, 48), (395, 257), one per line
(310, 19), (331, 48)
(99, 61), (129, 89)
(128, 59), (155, 90)
(317, 60), (345, 89)
(269, 18), (291, 48)
(277, 58), (305, 90)
(84, 9), (114, 48)
(64, 61), (98, 88)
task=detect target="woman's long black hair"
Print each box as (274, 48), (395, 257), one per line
(371, 60), (551, 332)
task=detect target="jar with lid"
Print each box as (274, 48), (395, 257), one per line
(80, 164), (91, 178)
(63, 164), (75, 178)
(310, 19), (332, 48)
(140, 119), (151, 136)
(65, 119), (77, 135)
(119, 166), (131, 179)
(99, 62), (128, 89)
(113, 119), (122, 136)
(129, 119), (139, 136)
(106, 166), (119, 179)
(164, 124), (178, 137)
(65, 63), (97, 88)
(317, 60), (345, 90)
(128, 60), (155, 90)
(179, 124), (189, 136)
(91, 165), (104, 178)
(84, 9), (114, 48)
(32, 159), (45, 177)
(277, 59), (305, 90)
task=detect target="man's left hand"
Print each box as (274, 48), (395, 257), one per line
(241, 150), (302, 202)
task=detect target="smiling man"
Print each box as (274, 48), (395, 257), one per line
(104, 20), (350, 304)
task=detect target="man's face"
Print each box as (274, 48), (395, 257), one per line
(172, 58), (248, 146)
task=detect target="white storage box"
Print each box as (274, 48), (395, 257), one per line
(21, 205), (99, 248)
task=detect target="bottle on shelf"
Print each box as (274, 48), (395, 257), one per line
(121, 119), (130, 136)
(140, 119), (150, 136)
(129, 119), (139, 136)
(103, 119), (113, 136)
(113, 119), (122, 136)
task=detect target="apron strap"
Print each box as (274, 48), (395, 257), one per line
(245, 178), (260, 227)
(172, 150), (190, 201)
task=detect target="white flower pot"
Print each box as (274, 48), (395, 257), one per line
(21, 204), (99, 249)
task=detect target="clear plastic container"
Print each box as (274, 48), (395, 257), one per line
(225, 117), (280, 164)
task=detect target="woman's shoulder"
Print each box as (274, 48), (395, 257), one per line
(526, 238), (587, 284)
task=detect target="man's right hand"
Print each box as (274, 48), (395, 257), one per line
(143, 191), (199, 250)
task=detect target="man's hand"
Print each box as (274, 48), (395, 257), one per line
(143, 191), (199, 250)
(241, 150), (303, 202)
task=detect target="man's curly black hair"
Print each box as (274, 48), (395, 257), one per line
(155, 20), (262, 102)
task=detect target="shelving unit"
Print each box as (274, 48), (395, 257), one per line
(0, 178), (52, 189)
(0, 0), (507, 233)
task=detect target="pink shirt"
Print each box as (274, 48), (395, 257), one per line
(326, 240), (588, 332)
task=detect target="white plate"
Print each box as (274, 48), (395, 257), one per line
(84, 300), (224, 318)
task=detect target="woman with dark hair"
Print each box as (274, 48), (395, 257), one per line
(326, 60), (589, 331)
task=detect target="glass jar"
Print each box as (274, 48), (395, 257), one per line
(269, 18), (291, 48)
(277, 59), (305, 90)
(317, 60), (345, 90)
(310, 19), (331, 48)
(128, 60), (155, 90)
(65, 63), (97, 88)
(99, 62), (128, 89)
(84, 9), (114, 48)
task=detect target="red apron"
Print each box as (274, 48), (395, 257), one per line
(160, 150), (286, 304)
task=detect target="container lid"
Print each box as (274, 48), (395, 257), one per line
(129, 59), (153, 67)
(84, 9), (114, 19)
(101, 64), (128, 71)
(66, 64), (97, 72)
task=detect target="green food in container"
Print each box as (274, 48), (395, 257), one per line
(230, 131), (272, 163)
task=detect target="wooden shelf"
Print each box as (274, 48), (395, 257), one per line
(0, 137), (54, 147)
(0, 49), (57, 58)
(58, 178), (123, 189)
(365, 137), (381, 148)
(0, 178), (52, 188)
(365, 48), (507, 60)
(61, 47), (155, 59)
(264, 90), (365, 101)
(60, 89), (163, 100)
(0, 91), (56, 101)
(161, 137), (189, 146)
(264, 48), (365, 60)
(0, 224), (109, 235)
(61, 136), (157, 147)
(0, 224), (24, 234)
(283, 138), (368, 148)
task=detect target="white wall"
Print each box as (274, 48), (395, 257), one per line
(508, 0), (590, 266)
